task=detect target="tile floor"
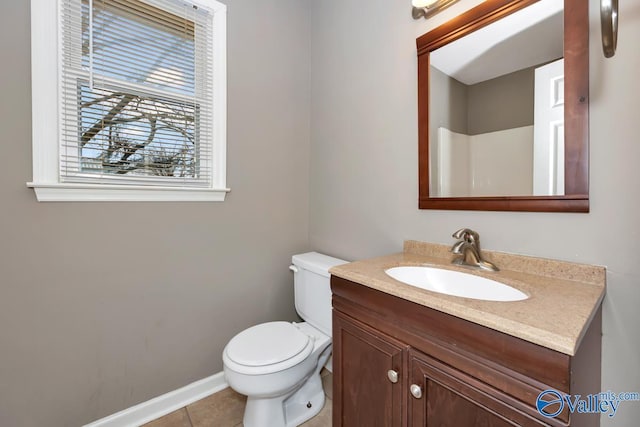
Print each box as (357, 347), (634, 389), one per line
(143, 372), (332, 427)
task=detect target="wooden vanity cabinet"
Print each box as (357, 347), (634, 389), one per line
(407, 349), (541, 426)
(333, 311), (407, 426)
(331, 276), (598, 427)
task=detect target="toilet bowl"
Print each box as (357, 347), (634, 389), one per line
(222, 252), (347, 427)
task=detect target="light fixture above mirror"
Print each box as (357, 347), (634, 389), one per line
(412, 0), (461, 19)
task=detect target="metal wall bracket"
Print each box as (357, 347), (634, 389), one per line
(601, 0), (618, 58)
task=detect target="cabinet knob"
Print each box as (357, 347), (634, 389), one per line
(387, 369), (399, 383)
(410, 384), (423, 399)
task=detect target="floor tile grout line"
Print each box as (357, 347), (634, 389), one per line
(184, 405), (194, 427)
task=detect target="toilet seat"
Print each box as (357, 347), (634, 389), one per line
(224, 321), (314, 375)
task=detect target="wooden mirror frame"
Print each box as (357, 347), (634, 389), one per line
(417, 0), (589, 212)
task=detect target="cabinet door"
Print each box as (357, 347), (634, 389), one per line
(408, 350), (548, 427)
(333, 311), (407, 427)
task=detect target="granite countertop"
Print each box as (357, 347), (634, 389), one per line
(329, 240), (606, 356)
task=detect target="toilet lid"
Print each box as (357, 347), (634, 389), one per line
(225, 321), (311, 367)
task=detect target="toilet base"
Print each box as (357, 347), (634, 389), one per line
(243, 394), (287, 427)
(283, 370), (326, 426)
(242, 345), (331, 427)
(242, 374), (325, 427)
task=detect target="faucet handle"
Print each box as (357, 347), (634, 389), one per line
(452, 228), (479, 243)
(450, 240), (466, 254)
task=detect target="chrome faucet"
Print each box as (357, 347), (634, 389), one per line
(450, 228), (499, 272)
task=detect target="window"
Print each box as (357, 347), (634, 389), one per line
(29, 0), (227, 201)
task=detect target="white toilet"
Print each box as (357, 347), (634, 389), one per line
(223, 252), (347, 427)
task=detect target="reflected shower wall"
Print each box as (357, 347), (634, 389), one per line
(436, 126), (534, 197)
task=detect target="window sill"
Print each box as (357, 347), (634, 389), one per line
(27, 182), (230, 202)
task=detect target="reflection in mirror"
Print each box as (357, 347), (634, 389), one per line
(429, 0), (564, 197)
(416, 0), (589, 212)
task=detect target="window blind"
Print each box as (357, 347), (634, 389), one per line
(60, 0), (215, 187)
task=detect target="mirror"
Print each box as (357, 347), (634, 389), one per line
(417, 0), (589, 212)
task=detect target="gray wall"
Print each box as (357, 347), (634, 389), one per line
(467, 66), (535, 135)
(0, 1), (310, 426)
(430, 66), (469, 135)
(431, 65), (535, 136)
(310, 1), (640, 427)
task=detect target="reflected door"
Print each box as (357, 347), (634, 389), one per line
(533, 58), (565, 195)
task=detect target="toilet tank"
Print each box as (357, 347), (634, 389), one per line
(291, 252), (348, 336)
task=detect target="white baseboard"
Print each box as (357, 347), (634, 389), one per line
(84, 371), (228, 427)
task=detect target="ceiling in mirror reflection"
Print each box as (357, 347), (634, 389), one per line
(430, 0), (563, 85)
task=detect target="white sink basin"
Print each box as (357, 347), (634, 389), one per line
(385, 266), (528, 302)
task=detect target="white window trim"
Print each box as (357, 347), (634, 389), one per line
(28, 0), (229, 202)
